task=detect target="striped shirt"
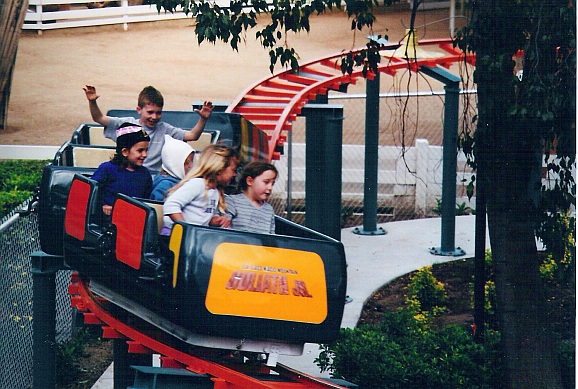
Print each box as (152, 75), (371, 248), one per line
(225, 193), (275, 235)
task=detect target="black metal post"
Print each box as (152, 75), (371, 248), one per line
(421, 66), (465, 256)
(302, 104), (343, 241)
(324, 113), (344, 240)
(354, 71), (385, 236)
(30, 251), (65, 389)
(439, 82), (461, 253)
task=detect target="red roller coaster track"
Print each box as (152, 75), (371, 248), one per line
(69, 273), (350, 389)
(226, 38), (475, 162)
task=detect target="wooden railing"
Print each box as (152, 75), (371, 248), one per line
(23, 0), (195, 32)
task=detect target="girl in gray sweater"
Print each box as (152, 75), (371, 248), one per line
(225, 161), (278, 235)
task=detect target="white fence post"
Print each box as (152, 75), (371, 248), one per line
(415, 139), (429, 216)
(37, 3), (43, 33)
(122, 0), (129, 31)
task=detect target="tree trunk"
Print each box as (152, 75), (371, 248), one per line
(487, 178), (564, 388)
(473, 0), (566, 387)
(0, 0), (28, 129)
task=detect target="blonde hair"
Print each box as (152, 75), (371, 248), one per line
(166, 144), (238, 213)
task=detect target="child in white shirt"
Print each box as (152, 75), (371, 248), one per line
(161, 145), (238, 235)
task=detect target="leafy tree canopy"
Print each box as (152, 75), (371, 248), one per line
(146, 0), (402, 72)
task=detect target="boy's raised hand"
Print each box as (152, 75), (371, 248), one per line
(83, 85), (99, 101)
(194, 101), (214, 120)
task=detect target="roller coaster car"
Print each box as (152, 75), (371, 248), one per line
(37, 111), (347, 356)
(57, 173), (346, 355)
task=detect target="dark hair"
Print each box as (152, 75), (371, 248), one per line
(138, 86), (164, 108)
(111, 151), (128, 169)
(237, 161), (278, 192)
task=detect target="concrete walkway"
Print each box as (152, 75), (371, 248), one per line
(92, 215), (488, 388)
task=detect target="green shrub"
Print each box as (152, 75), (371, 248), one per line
(432, 198), (474, 216)
(316, 306), (502, 389)
(405, 266), (447, 313)
(539, 254), (558, 280)
(456, 201), (474, 216)
(536, 211), (575, 276)
(0, 159), (48, 218)
(484, 249), (494, 278)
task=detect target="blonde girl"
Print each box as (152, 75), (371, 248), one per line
(161, 145), (238, 235)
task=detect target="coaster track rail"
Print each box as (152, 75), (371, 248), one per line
(226, 38), (475, 162)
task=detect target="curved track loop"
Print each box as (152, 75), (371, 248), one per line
(68, 273), (348, 389)
(226, 38), (475, 162)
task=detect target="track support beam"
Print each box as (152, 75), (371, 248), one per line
(301, 104), (344, 241)
(30, 251), (66, 389)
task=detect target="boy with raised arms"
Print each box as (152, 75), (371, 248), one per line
(83, 85), (213, 172)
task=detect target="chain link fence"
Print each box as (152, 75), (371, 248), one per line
(270, 86), (477, 227)
(0, 201), (74, 389)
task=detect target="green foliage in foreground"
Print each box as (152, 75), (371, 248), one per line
(0, 160), (48, 219)
(317, 264), (502, 388)
(316, 306), (502, 389)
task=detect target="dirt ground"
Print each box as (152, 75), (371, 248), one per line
(2, 5), (465, 147)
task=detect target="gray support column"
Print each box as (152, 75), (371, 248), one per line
(354, 72), (386, 235)
(301, 104), (343, 241)
(421, 66), (465, 256)
(286, 129), (293, 221)
(439, 82), (461, 253)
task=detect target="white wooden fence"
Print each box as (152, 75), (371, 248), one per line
(22, 0), (458, 33)
(23, 0), (199, 32)
(0, 144), (60, 159)
(274, 139), (475, 217)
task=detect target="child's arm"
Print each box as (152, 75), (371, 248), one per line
(91, 162), (112, 215)
(83, 85), (109, 126)
(209, 215), (230, 228)
(183, 101), (213, 141)
(102, 205), (113, 216)
(167, 212), (184, 222)
(163, 182), (192, 224)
